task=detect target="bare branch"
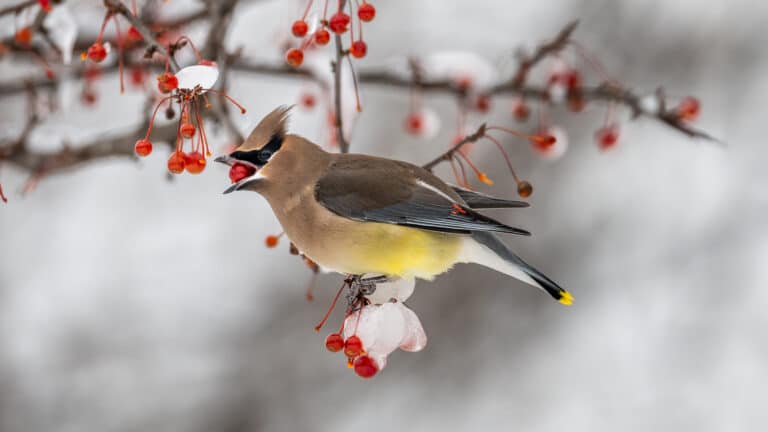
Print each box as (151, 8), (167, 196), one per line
(422, 123), (487, 171)
(509, 20), (579, 89)
(333, 0), (351, 153)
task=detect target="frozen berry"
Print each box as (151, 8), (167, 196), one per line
(325, 333), (344, 352)
(134, 139), (152, 157)
(344, 335), (364, 357)
(353, 355), (379, 378)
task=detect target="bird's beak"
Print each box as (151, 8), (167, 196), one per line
(217, 153), (262, 194)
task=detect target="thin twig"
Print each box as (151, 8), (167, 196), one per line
(422, 123), (487, 171)
(333, 0), (350, 153)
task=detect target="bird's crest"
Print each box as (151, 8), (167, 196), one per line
(241, 105), (293, 151)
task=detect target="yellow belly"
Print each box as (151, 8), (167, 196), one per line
(305, 222), (464, 279)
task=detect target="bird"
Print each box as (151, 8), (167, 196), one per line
(216, 106), (572, 305)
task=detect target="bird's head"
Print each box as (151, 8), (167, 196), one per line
(216, 105), (293, 194)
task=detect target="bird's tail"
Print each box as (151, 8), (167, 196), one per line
(461, 231), (573, 305)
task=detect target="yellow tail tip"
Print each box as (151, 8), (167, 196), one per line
(558, 291), (574, 306)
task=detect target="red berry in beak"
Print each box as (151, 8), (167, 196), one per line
(134, 139), (152, 157)
(353, 355), (379, 378)
(167, 151), (186, 174)
(228, 163), (256, 184)
(184, 152), (206, 174)
(325, 333), (344, 352)
(87, 42), (107, 63)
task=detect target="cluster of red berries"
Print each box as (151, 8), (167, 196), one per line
(324, 332), (378, 378)
(285, 0), (376, 68)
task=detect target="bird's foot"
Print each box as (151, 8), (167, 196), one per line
(345, 274), (393, 307)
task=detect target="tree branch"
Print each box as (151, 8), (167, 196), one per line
(333, 0), (350, 153)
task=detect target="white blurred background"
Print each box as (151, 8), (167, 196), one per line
(1, 0), (766, 431)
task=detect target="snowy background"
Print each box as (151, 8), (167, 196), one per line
(1, 0), (766, 431)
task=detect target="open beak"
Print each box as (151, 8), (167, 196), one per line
(216, 154), (262, 194)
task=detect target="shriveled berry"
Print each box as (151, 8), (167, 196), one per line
(357, 2), (376, 22)
(180, 123), (196, 139)
(285, 48), (304, 67)
(134, 139), (152, 157)
(292, 20), (309, 37)
(517, 181), (533, 198)
(87, 42), (107, 63)
(157, 72), (178, 93)
(184, 151), (206, 174)
(595, 125), (620, 151)
(353, 355), (379, 378)
(315, 28), (331, 45)
(329, 12), (351, 34)
(265, 235), (279, 248)
(325, 333), (344, 352)
(343, 335), (364, 357)
(229, 163), (255, 183)
(350, 40), (367, 58)
(167, 151), (186, 174)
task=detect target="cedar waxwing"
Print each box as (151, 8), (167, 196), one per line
(215, 106), (572, 305)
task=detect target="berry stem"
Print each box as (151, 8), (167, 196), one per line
(314, 278), (348, 332)
(301, 0), (314, 20)
(206, 89), (247, 114)
(174, 36), (203, 62)
(483, 134), (521, 183)
(344, 55), (362, 112)
(112, 15), (125, 94)
(144, 96), (174, 140)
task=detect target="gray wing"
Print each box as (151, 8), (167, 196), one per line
(315, 156), (530, 235)
(450, 186), (530, 209)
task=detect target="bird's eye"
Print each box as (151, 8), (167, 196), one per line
(258, 150), (273, 162)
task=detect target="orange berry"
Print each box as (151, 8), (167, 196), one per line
(350, 40), (367, 58)
(477, 172), (494, 185)
(167, 151), (186, 174)
(157, 72), (178, 93)
(180, 123), (196, 139)
(343, 335), (364, 357)
(325, 333), (344, 352)
(285, 48), (304, 67)
(184, 151), (206, 174)
(517, 181), (533, 198)
(265, 235), (279, 248)
(15, 28), (32, 46)
(315, 29), (331, 45)
(292, 20), (309, 37)
(134, 139), (152, 157)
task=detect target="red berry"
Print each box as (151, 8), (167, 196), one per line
(512, 99), (530, 121)
(292, 20), (309, 37)
(676, 96), (700, 122)
(329, 12), (351, 34)
(157, 72), (178, 93)
(81, 88), (97, 105)
(134, 139), (152, 157)
(350, 40), (367, 58)
(353, 355), (379, 378)
(343, 335), (364, 357)
(595, 125), (620, 151)
(15, 28), (32, 46)
(229, 163), (255, 183)
(325, 333), (344, 352)
(564, 70), (582, 89)
(265, 235), (279, 248)
(285, 48), (304, 67)
(167, 151), (186, 174)
(357, 2), (376, 22)
(300, 92), (316, 109)
(127, 26), (142, 42)
(404, 113), (423, 134)
(180, 123), (196, 139)
(184, 152), (206, 174)
(87, 42), (107, 63)
(315, 29), (331, 45)
(475, 94), (491, 113)
(530, 134), (556, 151)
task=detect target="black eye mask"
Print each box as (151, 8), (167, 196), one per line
(230, 133), (284, 166)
